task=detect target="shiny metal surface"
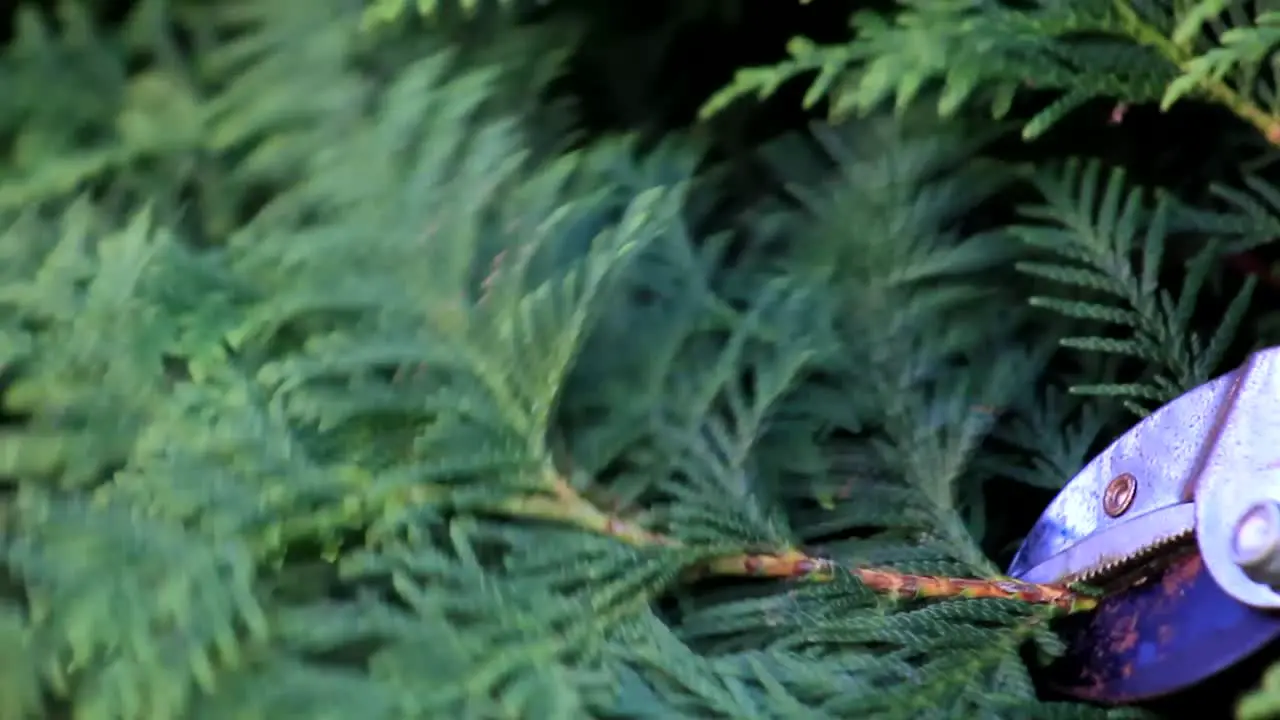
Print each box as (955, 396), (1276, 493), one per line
(1009, 346), (1280, 703)
(1195, 350), (1280, 608)
(1015, 504), (1194, 584)
(1232, 500), (1280, 587)
(1007, 365), (1239, 579)
(1042, 548), (1280, 704)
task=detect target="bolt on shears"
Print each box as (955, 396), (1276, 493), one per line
(1008, 345), (1280, 704)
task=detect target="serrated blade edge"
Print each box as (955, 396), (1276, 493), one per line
(1014, 503), (1195, 585)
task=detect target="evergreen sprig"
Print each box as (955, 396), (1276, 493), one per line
(6, 0), (1280, 718)
(701, 0), (1280, 147)
(1011, 157), (1254, 415)
(0, 4), (1136, 716)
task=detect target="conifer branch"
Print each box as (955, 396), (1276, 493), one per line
(1110, 0), (1280, 144)
(0, 2), (1183, 712)
(497, 468), (1098, 615)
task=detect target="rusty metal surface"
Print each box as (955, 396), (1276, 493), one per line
(1008, 346), (1280, 699)
(1044, 548), (1280, 703)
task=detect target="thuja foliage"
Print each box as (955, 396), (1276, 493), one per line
(703, 0), (1280, 143)
(2, 0), (1280, 719)
(703, 0), (1280, 716)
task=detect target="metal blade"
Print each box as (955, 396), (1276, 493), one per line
(1008, 358), (1245, 579)
(1015, 504), (1194, 585)
(1042, 547), (1280, 704)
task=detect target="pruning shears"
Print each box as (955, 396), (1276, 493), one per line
(1009, 346), (1280, 705)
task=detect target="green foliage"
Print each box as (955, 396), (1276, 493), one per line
(362, 0), (513, 28)
(701, 0), (1280, 142)
(4, 0), (1280, 718)
(1242, 662), (1280, 720)
(1161, 4), (1280, 115)
(1011, 158), (1254, 415)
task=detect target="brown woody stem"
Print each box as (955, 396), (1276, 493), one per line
(502, 468), (1099, 615)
